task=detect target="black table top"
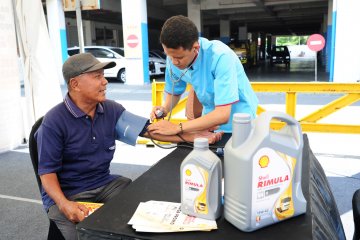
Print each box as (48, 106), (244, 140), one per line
(76, 134), (345, 240)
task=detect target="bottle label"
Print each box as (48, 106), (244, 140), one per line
(251, 147), (296, 228)
(182, 163), (209, 215)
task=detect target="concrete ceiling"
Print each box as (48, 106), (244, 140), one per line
(58, 0), (329, 37)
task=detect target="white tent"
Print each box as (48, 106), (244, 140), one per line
(0, 0), (24, 152)
(0, 0), (63, 152)
(13, 0), (63, 141)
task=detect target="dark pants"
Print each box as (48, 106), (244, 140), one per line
(48, 176), (131, 240)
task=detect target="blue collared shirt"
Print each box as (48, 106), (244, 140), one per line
(165, 37), (258, 132)
(35, 94), (147, 211)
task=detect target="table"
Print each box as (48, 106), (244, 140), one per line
(76, 134), (346, 240)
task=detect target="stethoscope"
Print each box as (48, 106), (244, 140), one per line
(167, 49), (199, 121)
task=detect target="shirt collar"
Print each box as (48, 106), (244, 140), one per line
(64, 93), (104, 118)
(189, 38), (202, 71)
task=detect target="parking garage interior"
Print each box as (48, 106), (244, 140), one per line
(44, 0), (330, 82)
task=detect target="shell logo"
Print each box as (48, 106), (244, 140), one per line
(259, 156), (269, 168)
(185, 169), (192, 176)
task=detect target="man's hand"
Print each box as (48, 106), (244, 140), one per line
(147, 120), (179, 135)
(182, 130), (224, 144)
(58, 200), (90, 223)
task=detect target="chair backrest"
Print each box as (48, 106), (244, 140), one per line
(28, 116), (65, 240)
(29, 116), (44, 193)
(353, 189), (360, 240)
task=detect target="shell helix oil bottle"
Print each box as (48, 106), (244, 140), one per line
(181, 138), (222, 220)
(224, 112), (306, 232)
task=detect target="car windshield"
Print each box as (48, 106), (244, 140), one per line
(109, 47), (124, 56)
(273, 46), (289, 53)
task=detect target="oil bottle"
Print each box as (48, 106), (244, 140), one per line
(181, 138), (222, 220)
(224, 111), (306, 231)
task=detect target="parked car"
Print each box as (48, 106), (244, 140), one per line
(68, 46), (127, 83)
(148, 53), (166, 77)
(228, 39), (253, 68)
(270, 46), (290, 67)
(149, 50), (166, 60)
(68, 46), (166, 83)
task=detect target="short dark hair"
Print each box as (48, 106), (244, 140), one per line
(160, 15), (198, 50)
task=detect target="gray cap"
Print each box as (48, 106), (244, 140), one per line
(62, 53), (116, 83)
(194, 138), (209, 149)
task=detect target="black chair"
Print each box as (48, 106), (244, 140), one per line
(353, 189), (360, 240)
(29, 116), (65, 240)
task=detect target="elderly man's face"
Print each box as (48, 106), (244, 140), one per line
(71, 69), (108, 103)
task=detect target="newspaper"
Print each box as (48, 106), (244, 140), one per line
(128, 201), (217, 232)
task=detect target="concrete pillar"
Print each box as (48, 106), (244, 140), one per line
(220, 19), (230, 44)
(187, 0), (202, 36)
(333, 0), (360, 82)
(121, 0), (149, 85)
(266, 34), (272, 57)
(83, 20), (92, 46)
(46, 0), (67, 84)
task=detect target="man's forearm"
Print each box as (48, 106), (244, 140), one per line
(142, 131), (186, 143)
(40, 173), (68, 207)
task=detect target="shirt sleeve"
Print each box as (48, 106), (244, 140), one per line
(35, 121), (64, 175)
(115, 110), (149, 146)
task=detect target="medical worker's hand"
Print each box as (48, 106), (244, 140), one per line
(150, 106), (167, 121)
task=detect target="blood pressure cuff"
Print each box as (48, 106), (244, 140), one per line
(115, 110), (149, 146)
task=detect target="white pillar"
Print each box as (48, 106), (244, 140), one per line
(333, 0), (360, 82)
(83, 20), (92, 46)
(46, 0), (67, 84)
(187, 0), (202, 36)
(220, 19), (230, 44)
(121, 0), (149, 85)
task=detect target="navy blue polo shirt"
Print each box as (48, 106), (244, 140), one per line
(35, 94), (148, 211)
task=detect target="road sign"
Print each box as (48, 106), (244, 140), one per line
(63, 0), (100, 11)
(307, 34), (325, 52)
(127, 34), (139, 48)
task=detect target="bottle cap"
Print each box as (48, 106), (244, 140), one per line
(233, 113), (251, 123)
(194, 138), (209, 149)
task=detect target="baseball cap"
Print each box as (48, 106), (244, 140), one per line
(62, 53), (116, 83)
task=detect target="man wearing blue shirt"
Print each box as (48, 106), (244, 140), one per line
(36, 53), (222, 239)
(149, 15), (258, 135)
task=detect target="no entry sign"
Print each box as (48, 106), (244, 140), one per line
(307, 34), (325, 52)
(127, 34), (139, 48)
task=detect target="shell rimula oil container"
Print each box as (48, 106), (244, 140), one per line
(181, 138), (222, 220)
(224, 112), (306, 232)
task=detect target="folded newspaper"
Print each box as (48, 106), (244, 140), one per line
(128, 201), (217, 232)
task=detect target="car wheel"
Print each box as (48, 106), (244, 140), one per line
(286, 62), (290, 68)
(117, 69), (126, 83)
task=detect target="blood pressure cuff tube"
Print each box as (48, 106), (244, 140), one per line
(115, 110), (149, 146)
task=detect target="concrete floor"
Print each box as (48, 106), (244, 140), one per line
(3, 57), (358, 239)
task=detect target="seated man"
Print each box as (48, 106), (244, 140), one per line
(35, 53), (222, 240)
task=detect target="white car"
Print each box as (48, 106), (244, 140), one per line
(68, 46), (166, 83)
(68, 46), (127, 83)
(149, 52), (166, 77)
